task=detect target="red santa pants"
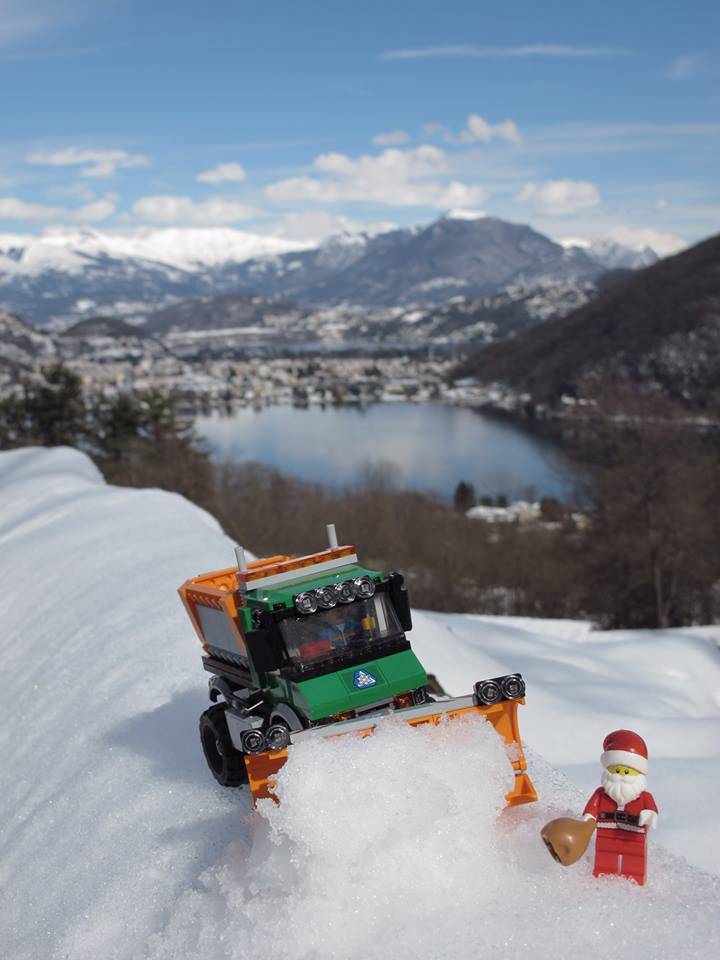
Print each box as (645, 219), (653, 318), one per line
(594, 825), (647, 885)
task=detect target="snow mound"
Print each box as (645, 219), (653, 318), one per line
(1, 447), (719, 960)
(146, 720), (719, 960)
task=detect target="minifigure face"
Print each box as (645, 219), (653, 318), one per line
(606, 763), (641, 777)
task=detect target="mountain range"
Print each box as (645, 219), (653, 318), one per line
(213, 215), (656, 307)
(0, 214), (658, 326)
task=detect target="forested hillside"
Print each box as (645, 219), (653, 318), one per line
(456, 233), (720, 411)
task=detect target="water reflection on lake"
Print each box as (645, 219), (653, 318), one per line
(194, 402), (577, 501)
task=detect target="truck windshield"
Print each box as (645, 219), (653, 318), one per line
(279, 593), (403, 670)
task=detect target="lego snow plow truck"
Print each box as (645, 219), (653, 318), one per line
(179, 525), (537, 807)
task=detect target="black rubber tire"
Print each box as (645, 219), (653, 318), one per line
(199, 703), (248, 787)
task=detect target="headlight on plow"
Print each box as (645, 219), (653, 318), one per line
(474, 673), (525, 706)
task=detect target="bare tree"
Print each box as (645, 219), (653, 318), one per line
(578, 391), (719, 628)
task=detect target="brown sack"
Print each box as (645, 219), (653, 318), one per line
(540, 816), (596, 866)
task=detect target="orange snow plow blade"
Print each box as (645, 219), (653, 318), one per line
(244, 696), (537, 808)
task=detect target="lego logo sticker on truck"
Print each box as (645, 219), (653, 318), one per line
(353, 670), (377, 689)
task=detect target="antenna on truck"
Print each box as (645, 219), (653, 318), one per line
(234, 545), (248, 573)
(326, 523), (338, 550)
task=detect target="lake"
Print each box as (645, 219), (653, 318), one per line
(194, 402), (578, 502)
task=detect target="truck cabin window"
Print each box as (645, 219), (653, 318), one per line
(279, 593), (402, 668)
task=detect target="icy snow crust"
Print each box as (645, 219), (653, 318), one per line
(1, 447), (719, 960)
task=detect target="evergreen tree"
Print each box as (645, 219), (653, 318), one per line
(0, 362), (86, 448)
(453, 480), (476, 513)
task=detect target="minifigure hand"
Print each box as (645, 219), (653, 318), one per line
(638, 810), (658, 829)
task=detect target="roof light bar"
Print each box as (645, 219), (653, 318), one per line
(293, 576), (377, 614)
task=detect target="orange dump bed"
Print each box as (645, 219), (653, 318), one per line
(178, 556), (290, 651)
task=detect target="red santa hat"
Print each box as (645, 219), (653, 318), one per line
(601, 729), (649, 774)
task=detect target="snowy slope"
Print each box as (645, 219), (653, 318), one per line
(1, 448), (718, 960)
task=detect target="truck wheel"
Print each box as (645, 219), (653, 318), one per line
(199, 703), (248, 787)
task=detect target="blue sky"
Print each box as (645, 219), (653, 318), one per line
(1, 0), (718, 251)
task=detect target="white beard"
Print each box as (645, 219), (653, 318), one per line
(602, 769), (646, 807)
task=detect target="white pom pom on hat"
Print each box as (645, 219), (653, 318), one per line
(601, 728), (649, 774)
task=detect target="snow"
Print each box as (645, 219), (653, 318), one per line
(466, 500), (541, 523)
(0, 240), (92, 276)
(558, 236), (659, 269)
(1, 447), (719, 960)
(445, 208), (488, 220)
(560, 236), (592, 250)
(408, 612), (720, 877)
(0, 227), (311, 276)
(149, 730), (719, 960)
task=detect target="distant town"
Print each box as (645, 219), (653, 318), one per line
(2, 292), (545, 415)
(57, 331), (527, 413)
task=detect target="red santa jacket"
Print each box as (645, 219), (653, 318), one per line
(584, 787), (658, 834)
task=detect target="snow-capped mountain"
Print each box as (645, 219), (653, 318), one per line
(221, 215), (607, 307)
(561, 237), (659, 271)
(0, 227), (306, 273)
(0, 218), (659, 325)
(0, 228), (309, 325)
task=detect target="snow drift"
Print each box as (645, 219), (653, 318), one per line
(1, 447), (718, 960)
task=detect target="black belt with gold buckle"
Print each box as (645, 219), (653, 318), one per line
(599, 811), (640, 826)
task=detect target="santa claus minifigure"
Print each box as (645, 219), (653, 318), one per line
(540, 729), (659, 885)
(583, 729), (658, 884)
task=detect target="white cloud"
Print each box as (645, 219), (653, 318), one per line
(434, 182), (488, 208)
(265, 145), (486, 209)
(515, 179), (600, 215)
(267, 210), (397, 243)
(379, 44), (631, 61)
(73, 194), (117, 222)
(607, 225), (685, 256)
(196, 162), (246, 184)
(445, 114), (522, 145)
(131, 195), (262, 225)
(0, 192), (116, 223)
(666, 53), (707, 80)
(0, 197), (64, 221)
(314, 145), (448, 178)
(26, 147), (148, 178)
(371, 130), (409, 146)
